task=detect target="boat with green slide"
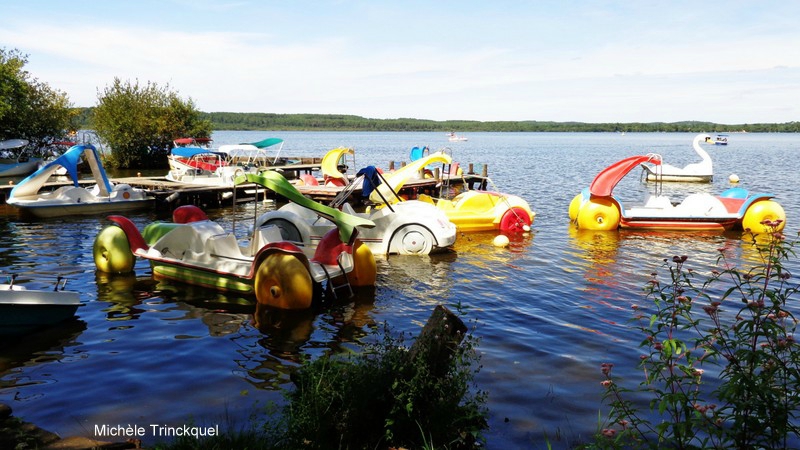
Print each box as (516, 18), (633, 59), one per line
(92, 171), (378, 310)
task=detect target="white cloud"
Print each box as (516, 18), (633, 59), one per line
(2, 2), (799, 124)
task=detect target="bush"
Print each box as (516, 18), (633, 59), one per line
(92, 78), (211, 169)
(281, 310), (488, 449)
(588, 221), (800, 449)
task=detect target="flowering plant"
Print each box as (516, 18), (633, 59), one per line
(589, 220), (800, 449)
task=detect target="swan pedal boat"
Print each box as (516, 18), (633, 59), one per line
(570, 154), (786, 233)
(375, 151), (534, 233)
(7, 144), (152, 218)
(1, 274), (83, 336)
(93, 171), (378, 310)
(255, 165), (457, 256)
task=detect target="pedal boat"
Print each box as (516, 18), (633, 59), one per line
(7, 144), (152, 218)
(569, 154), (786, 233)
(640, 134), (714, 183)
(93, 171), (378, 310)
(382, 151), (534, 233)
(255, 166), (457, 255)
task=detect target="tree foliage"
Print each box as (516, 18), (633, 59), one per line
(92, 78), (211, 169)
(167, 112), (800, 133)
(0, 47), (76, 145)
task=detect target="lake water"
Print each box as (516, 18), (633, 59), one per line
(1, 131), (798, 448)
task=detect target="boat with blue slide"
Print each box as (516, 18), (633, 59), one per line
(6, 144), (152, 218)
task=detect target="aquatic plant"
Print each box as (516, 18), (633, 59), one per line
(586, 221), (800, 449)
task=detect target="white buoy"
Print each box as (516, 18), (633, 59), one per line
(493, 234), (510, 248)
(729, 174), (740, 183)
(523, 224), (531, 232)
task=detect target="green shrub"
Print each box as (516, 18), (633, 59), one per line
(281, 315), (488, 449)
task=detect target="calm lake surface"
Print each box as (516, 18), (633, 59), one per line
(1, 131), (798, 448)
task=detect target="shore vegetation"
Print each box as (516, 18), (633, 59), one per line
(585, 222), (800, 449)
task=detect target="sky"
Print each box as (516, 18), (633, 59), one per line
(2, 1), (799, 124)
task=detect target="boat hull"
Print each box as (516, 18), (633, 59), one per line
(620, 217), (739, 231)
(10, 198), (153, 218)
(0, 159), (41, 177)
(0, 289), (82, 335)
(151, 261), (255, 295)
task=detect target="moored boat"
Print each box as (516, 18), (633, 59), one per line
(166, 137), (298, 186)
(570, 154), (786, 233)
(7, 144), (153, 218)
(93, 171), (378, 310)
(255, 165), (458, 255)
(0, 139), (40, 177)
(641, 134), (714, 182)
(376, 151), (534, 233)
(0, 274), (83, 336)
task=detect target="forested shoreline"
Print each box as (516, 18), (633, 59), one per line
(73, 108), (800, 133)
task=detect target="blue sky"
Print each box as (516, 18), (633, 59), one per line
(2, 1), (799, 124)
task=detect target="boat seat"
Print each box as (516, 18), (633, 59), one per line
(644, 195), (674, 209)
(208, 233), (244, 259)
(299, 174), (319, 186)
(248, 225), (283, 256)
(339, 202), (368, 219)
(150, 226), (205, 259)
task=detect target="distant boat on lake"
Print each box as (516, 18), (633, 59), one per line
(447, 132), (468, 142)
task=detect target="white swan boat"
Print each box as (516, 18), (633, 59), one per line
(640, 133), (713, 182)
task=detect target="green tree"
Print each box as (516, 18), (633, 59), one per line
(92, 78), (211, 169)
(0, 48), (75, 145)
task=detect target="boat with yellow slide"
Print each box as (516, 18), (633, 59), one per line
(377, 151), (535, 233)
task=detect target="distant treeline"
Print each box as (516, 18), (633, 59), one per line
(73, 108), (800, 133)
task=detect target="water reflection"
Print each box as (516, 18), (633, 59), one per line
(235, 289), (378, 391)
(454, 230), (535, 258)
(253, 305), (315, 358)
(566, 227), (621, 279)
(0, 320), (87, 390)
(94, 272), (156, 321)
